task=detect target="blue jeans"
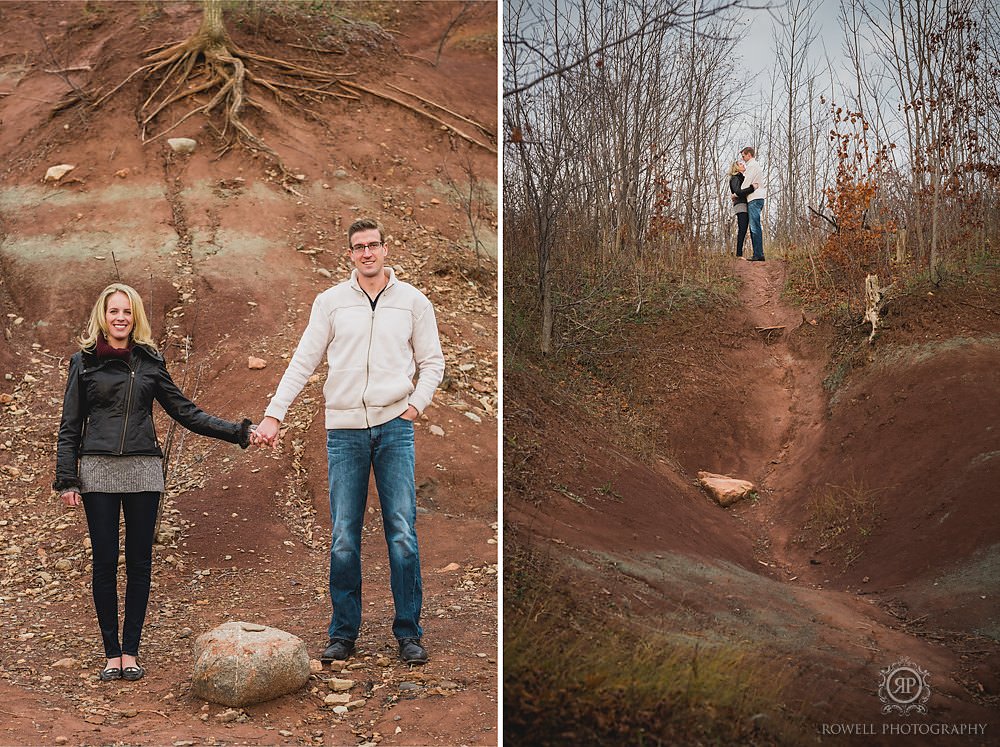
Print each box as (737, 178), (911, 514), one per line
(747, 198), (765, 259)
(326, 417), (422, 642)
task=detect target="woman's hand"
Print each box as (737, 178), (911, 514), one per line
(400, 406), (419, 422)
(60, 491), (82, 507)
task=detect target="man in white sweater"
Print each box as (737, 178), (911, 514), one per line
(253, 218), (445, 665)
(741, 146), (767, 261)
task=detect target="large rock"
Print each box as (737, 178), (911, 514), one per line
(192, 622), (310, 706)
(697, 471), (755, 507)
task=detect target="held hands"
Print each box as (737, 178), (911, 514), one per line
(250, 416), (281, 449)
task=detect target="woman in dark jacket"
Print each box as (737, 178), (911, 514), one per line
(728, 160), (757, 258)
(54, 283), (252, 682)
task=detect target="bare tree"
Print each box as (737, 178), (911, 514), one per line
(771, 0), (820, 247)
(505, 0), (749, 354)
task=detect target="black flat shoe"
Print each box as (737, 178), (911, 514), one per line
(99, 667), (122, 681)
(122, 664), (145, 681)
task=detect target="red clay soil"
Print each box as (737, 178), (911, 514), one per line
(0, 3), (497, 746)
(505, 257), (1000, 742)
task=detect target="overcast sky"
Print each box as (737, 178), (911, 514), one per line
(738, 0), (847, 89)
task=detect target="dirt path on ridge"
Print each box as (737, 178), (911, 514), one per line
(727, 259), (829, 577)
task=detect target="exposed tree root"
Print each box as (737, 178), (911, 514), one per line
(92, 1), (494, 176)
(386, 82), (494, 138)
(91, 1), (358, 179)
(339, 80), (497, 154)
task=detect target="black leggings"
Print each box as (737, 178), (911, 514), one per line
(82, 491), (160, 658)
(735, 212), (749, 256)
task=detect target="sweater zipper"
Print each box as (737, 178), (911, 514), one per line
(119, 360), (136, 454)
(362, 306), (375, 428)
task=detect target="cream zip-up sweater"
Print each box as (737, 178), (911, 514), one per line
(264, 268), (445, 429)
(743, 157), (767, 202)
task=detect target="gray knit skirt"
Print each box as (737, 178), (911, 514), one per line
(79, 455), (165, 494)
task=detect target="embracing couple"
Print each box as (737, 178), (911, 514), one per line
(53, 217), (445, 683)
(728, 146), (767, 261)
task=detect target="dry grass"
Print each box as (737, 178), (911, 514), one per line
(803, 479), (884, 568)
(503, 539), (801, 746)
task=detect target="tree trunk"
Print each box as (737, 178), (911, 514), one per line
(929, 167), (941, 283)
(198, 0), (226, 42)
(539, 254), (553, 355)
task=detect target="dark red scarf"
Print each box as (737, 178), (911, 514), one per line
(95, 332), (133, 360)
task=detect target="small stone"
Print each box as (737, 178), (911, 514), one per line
(332, 706), (349, 716)
(376, 656), (391, 667)
(54, 559), (73, 571)
(464, 412), (482, 423)
(345, 699), (366, 710)
(216, 708), (240, 723)
(428, 425), (445, 437)
(399, 682), (421, 691)
(54, 738), (69, 745)
(309, 659), (323, 673)
(437, 563), (461, 573)
(324, 693), (350, 705)
(328, 678), (354, 692)
(334, 169), (349, 178)
(44, 164), (75, 182)
(279, 730), (293, 737)
(168, 138), (197, 154)
(178, 627), (193, 639)
(52, 657), (77, 669)
(248, 356), (267, 370)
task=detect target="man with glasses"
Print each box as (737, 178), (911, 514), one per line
(253, 217), (445, 665)
(740, 146), (767, 261)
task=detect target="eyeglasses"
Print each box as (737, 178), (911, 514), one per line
(350, 241), (384, 253)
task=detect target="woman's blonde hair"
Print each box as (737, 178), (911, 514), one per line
(79, 283), (158, 351)
(728, 160), (743, 176)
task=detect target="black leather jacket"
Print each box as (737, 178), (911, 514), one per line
(54, 344), (251, 492)
(729, 173), (756, 206)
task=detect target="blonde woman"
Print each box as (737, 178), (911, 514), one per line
(728, 160), (758, 258)
(54, 283), (252, 682)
